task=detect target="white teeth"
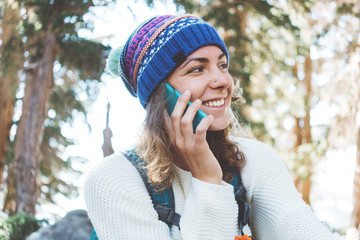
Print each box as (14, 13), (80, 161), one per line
(203, 98), (225, 107)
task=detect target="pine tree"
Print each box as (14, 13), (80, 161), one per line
(2, 0), (110, 215)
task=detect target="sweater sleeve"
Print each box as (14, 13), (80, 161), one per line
(84, 153), (172, 240)
(236, 138), (338, 240)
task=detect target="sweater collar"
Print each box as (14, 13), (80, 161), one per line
(173, 164), (192, 197)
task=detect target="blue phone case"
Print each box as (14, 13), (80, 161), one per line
(165, 83), (207, 132)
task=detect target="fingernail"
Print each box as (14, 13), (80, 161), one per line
(184, 90), (190, 96)
(195, 99), (201, 104)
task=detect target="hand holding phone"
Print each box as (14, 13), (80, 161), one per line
(165, 83), (207, 132)
(164, 83), (222, 184)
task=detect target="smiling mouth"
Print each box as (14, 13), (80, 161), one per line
(202, 98), (225, 107)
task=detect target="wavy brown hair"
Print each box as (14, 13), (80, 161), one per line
(135, 81), (247, 191)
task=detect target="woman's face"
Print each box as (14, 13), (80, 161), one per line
(168, 46), (233, 131)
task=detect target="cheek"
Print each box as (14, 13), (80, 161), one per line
(168, 76), (189, 92)
(169, 79), (204, 100)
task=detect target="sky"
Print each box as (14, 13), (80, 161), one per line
(37, 0), (355, 233)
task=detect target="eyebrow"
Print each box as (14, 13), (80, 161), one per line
(180, 52), (226, 69)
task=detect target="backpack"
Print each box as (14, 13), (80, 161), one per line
(90, 150), (250, 239)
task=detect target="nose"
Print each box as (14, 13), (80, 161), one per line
(209, 68), (231, 90)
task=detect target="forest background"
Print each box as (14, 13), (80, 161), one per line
(0, 0), (359, 239)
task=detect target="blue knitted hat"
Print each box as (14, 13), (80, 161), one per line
(107, 14), (229, 108)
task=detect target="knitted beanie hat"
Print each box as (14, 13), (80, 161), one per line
(107, 14), (229, 108)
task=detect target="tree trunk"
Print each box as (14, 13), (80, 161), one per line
(346, 126), (360, 239)
(293, 54), (313, 205)
(102, 102), (114, 157)
(300, 54), (313, 205)
(12, 26), (57, 215)
(0, 1), (21, 186)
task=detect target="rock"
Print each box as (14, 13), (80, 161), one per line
(26, 209), (93, 240)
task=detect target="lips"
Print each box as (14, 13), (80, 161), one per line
(202, 98), (225, 107)
(202, 93), (228, 107)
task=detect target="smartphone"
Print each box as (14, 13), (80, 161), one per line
(165, 83), (207, 132)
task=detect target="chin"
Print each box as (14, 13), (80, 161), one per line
(208, 119), (230, 131)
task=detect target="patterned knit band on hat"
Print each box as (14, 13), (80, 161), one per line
(107, 14), (229, 108)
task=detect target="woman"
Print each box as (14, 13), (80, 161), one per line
(84, 14), (337, 240)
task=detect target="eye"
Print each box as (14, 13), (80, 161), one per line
(188, 66), (204, 74)
(219, 62), (228, 70)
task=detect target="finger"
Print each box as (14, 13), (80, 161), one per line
(181, 99), (202, 136)
(195, 115), (214, 141)
(163, 109), (175, 145)
(171, 90), (191, 137)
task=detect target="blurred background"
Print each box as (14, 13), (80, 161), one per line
(0, 0), (359, 239)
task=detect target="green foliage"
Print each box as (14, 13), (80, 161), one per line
(0, 212), (41, 240)
(58, 38), (110, 81)
(288, 139), (328, 181)
(2, 0), (111, 214)
(39, 125), (79, 204)
(4, 139), (15, 170)
(19, 0), (111, 68)
(172, 0), (196, 12)
(336, 2), (356, 15)
(37, 73), (101, 204)
(24, 0), (94, 32)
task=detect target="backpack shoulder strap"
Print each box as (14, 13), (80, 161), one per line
(230, 172), (251, 233)
(123, 150), (181, 229)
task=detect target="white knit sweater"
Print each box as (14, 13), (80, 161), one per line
(84, 137), (338, 240)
